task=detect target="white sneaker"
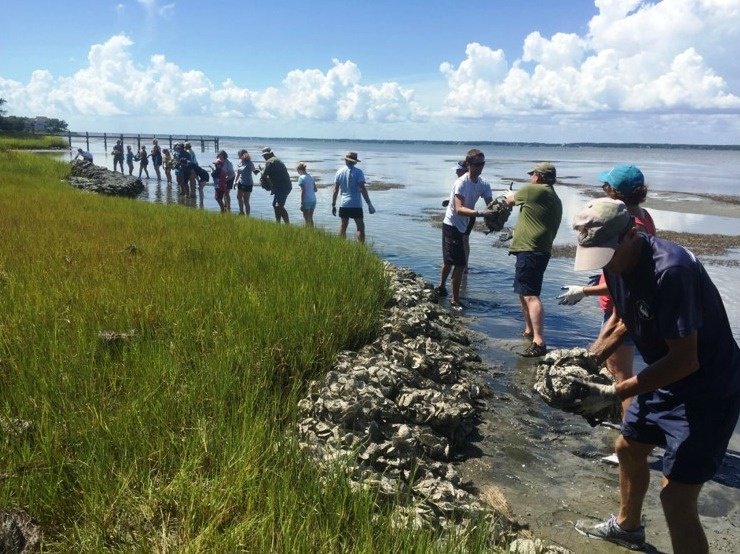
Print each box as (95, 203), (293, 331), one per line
(600, 453), (619, 466)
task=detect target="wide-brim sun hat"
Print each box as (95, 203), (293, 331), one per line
(344, 152), (360, 163)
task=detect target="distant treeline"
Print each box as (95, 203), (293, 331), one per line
(0, 115), (69, 133)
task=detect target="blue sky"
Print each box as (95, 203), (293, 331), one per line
(1, 0), (739, 143)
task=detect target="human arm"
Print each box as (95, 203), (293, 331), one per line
(589, 309), (629, 365)
(359, 184), (375, 213)
(452, 194), (479, 217)
(557, 282), (609, 305)
(331, 183), (339, 216)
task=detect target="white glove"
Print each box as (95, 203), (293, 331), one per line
(557, 285), (586, 306)
(367, 202), (376, 214)
(571, 379), (618, 417)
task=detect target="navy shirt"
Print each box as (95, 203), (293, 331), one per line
(606, 234), (740, 400)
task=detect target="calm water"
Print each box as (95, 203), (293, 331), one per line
(60, 138), (740, 449)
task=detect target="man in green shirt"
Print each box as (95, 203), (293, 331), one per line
(505, 162), (562, 357)
(260, 147), (292, 224)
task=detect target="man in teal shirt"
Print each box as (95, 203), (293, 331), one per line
(505, 162), (562, 357)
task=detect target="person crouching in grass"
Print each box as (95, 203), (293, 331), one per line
(297, 161), (317, 227)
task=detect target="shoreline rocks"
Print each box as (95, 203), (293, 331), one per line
(67, 160), (144, 197)
(298, 264), (531, 545)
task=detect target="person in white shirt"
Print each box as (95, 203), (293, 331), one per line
(435, 149), (493, 310)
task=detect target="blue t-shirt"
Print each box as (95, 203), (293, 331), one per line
(606, 234), (740, 400)
(335, 165), (365, 208)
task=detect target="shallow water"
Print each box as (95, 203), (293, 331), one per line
(57, 140), (740, 470)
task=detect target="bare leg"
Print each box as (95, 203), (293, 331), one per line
(355, 217), (365, 243)
(244, 191), (251, 215)
(607, 343), (636, 417)
(339, 217), (349, 238)
(660, 478), (707, 554)
(615, 436), (654, 530)
(237, 191), (246, 214)
(521, 294), (545, 346)
(451, 265), (465, 305)
(439, 262), (452, 290)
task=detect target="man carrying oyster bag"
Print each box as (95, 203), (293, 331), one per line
(566, 197), (739, 554)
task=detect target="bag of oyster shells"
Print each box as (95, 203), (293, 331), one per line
(481, 196), (512, 234)
(533, 347), (621, 426)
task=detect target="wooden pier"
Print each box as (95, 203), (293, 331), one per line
(59, 131), (220, 152)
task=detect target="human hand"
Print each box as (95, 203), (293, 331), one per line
(332, 205), (337, 217)
(476, 209), (496, 218)
(557, 285), (586, 305)
(367, 202), (375, 214)
(570, 378), (619, 417)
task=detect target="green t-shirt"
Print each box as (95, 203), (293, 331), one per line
(509, 183), (562, 254)
(263, 157), (292, 195)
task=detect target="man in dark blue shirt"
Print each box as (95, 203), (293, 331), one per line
(569, 198), (740, 553)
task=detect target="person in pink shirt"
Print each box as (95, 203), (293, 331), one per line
(558, 164), (656, 419)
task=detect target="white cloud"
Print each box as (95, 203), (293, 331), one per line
(439, 0), (740, 116)
(0, 35), (426, 125)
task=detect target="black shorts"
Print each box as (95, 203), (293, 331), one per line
(338, 207), (363, 219)
(464, 216), (476, 236)
(513, 251), (550, 296)
(237, 183), (253, 192)
(442, 223), (466, 266)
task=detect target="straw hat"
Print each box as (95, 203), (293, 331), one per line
(344, 152), (360, 163)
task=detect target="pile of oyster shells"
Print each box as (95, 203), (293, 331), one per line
(298, 264), (516, 542)
(533, 347), (620, 426)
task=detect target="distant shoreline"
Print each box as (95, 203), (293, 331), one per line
(52, 132), (740, 151)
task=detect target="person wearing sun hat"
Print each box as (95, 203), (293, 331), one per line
(504, 161), (563, 357)
(331, 151), (375, 243)
(566, 197), (740, 552)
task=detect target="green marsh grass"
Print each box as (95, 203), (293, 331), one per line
(0, 150), (491, 551)
(0, 132), (68, 150)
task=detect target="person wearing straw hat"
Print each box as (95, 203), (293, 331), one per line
(567, 197), (740, 553)
(331, 152), (374, 243)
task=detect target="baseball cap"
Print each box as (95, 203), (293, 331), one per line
(598, 164), (644, 194)
(572, 198), (631, 271)
(527, 162), (556, 181)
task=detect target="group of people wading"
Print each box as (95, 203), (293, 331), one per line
(107, 140), (374, 233)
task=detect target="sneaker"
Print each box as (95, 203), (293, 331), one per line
(521, 330), (534, 338)
(600, 453), (620, 466)
(575, 515), (645, 551)
(434, 285), (448, 297)
(450, 301), (464, 312)
(519, 342), (547, 357)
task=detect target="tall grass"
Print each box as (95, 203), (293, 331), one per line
(0, 150), (472, 551)
(0, 132), (68, 150)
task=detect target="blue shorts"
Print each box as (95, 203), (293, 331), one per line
(272, 190), (289, 207)
(301, 200), (316, 211)
(622, 390), (740, 484)
(602, 310), (634, 346)
(513, 251), (550, 296)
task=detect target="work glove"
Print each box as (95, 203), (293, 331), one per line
(557, 285), (586, 305)
(367, 202), (376, 214)
(570, 378), (618, 417)
(476, 209), (496, 218)
(332, 205), (337, 217)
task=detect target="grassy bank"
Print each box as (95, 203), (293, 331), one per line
(0, 150), (466, 551)
(0, 132), (67, 150)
